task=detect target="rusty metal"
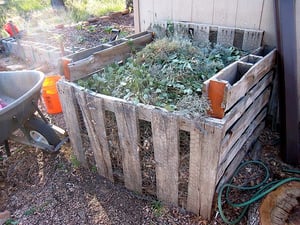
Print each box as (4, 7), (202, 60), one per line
(275, 0), (300, 164)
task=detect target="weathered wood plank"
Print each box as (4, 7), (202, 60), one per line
(187, 121), (223, 219)
(224, 49), (276, 111)
(57, 80), (87, 166)
(68, 32), (153, 81)
(220, 88), (271, 162)
(217, 111), (266, 183)
(186, 124), (202, 214)
(76, 90), (114, 182)
(222, 71), (273, 131)
(152, 109), (179, 205)
(115, 101), (142, 193)
(133, 0), (141, 32)
(216, 121), (265, 190)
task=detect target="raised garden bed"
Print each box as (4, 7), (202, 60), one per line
(57, 21), (276, 219)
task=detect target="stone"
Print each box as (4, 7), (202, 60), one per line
(0, 210), (11, 225)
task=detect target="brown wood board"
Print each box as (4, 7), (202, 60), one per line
(57, 81), (87, 166)
(115, 101), (143, 193)
(152, 109), (179, 205)
(76, 90), (114, 182)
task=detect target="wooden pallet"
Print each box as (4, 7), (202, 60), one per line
(57, 48), (275, 219)
(57, 21), (276, 219)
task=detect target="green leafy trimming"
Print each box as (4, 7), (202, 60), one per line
(78, 37), (244, 117)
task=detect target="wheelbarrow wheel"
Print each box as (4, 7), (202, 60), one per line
(24, 117), (60, 151)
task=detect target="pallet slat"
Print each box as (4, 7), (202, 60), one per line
(67, 32), (153, 81)
(224, 49), (276, 111)
(216, 121), (265, 191)
(152, 110), (179, 205)
(217, 109), (267, 182)
(57, 81), (87, 166)
(76, 90), (114, 182)
(220, 88), (271, 160)
(222, 71), (273, 132)
(187, 121), (223, 218)
(115, 101), (143, 193)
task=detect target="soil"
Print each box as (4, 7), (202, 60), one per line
(1, 11), (300, 225)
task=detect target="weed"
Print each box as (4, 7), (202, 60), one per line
(151, 200), (164, 216)
(70, 154), (80, 168)
(24, 207), (36, 216)
(4, 219), (19, 225)
(91, 165), (97, 173)
(86, 25), (96, 33)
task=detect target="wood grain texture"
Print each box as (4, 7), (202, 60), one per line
(216, 121), (265, 190)
(220, 88), (271, 159)
(68, 32), (153, 81)
(57, 81), (87, 166)
(76, 90), (114, 182)
(152, 109), (179, 205)
(187, 121), (223, 219)
(115, 101), (142, 193)
(224, 49), (276, 111)
(217, 109), (267, 181)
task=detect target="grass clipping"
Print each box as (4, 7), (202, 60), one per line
(78, 37), (243, 119)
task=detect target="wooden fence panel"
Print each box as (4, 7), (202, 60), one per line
(76, 90), (114, 182)
(115, 102), (143, 193)
(152, 110), (179, 205)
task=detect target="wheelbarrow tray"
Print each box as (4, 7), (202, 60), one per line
(0, 70), (44, 144)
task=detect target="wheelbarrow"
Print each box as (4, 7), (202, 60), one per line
(0, 70), (67, 155)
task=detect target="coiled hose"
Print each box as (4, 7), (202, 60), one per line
(217, 160), (300, 224)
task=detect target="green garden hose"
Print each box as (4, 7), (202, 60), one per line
(217, 160), (300, 224)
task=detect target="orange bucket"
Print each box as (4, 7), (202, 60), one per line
(42, 75), (62, 114)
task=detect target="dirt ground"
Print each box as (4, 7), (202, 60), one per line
(1, 11), (300, 225)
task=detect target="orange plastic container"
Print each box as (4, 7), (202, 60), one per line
(42, 75), (62, 114)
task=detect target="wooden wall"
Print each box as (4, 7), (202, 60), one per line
(133, 0), (300, 119)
